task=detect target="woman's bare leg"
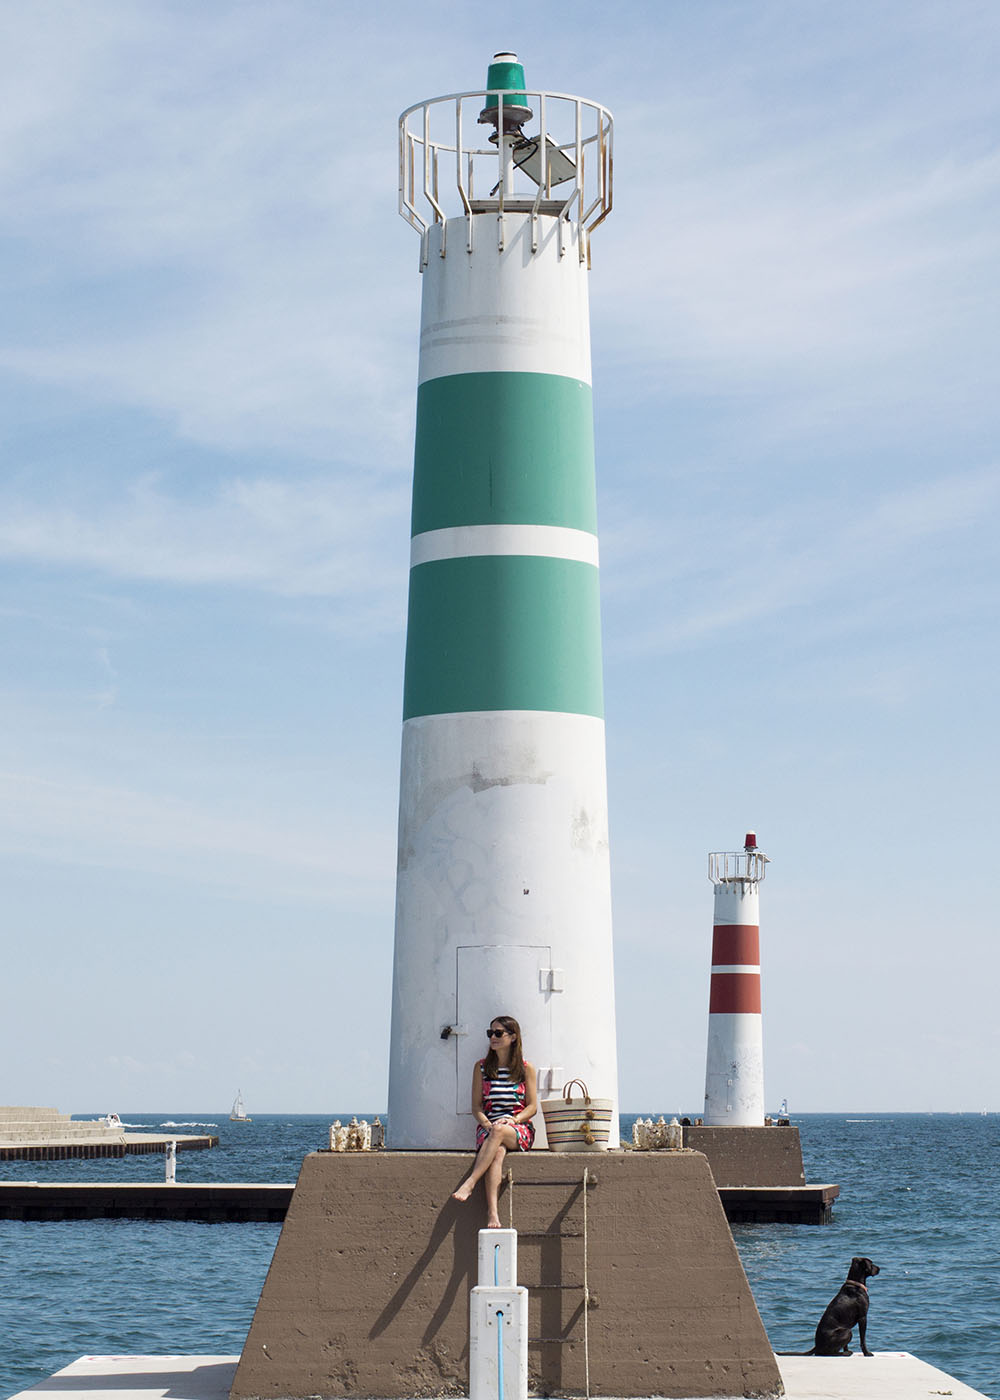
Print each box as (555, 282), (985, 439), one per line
(484, 1146), (506, 1227)
(451, 1139), (491, 1202)
(452, 1123), (517, 1203)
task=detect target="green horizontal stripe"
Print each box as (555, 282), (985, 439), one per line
(412, 372), (597, 536)
(403, 555), (604, 720)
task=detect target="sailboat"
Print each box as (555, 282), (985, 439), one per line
(230, 1090), (252, 1123)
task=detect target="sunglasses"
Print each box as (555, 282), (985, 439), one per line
(487, 1027), (511, 1039)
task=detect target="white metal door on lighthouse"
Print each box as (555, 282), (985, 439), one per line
(457, 945), (552, 1147)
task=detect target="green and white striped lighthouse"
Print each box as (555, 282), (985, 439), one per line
(388, 55), (618, 1149)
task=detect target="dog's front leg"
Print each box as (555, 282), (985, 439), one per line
(857, 1317), (873, 1357)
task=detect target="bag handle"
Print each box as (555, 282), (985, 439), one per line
(561, 1079), (591, 1105)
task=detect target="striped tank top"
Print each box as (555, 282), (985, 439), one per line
(482, 1064), (525, 1121)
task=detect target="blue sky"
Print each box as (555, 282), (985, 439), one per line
(2, 1), (998, 1114)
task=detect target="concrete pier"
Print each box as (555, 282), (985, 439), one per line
(673, 1125), (839, 1221)
(231, 1149), (783, 1399)
(0, 1171), (833, 1223)
(718, 1183), (840, 1224)
(0, 1181), (290, 1221)
(6, 1351), (993, 1400)
(0, 1106), (217, 1160)
(682, 1124), (807, 1185)
(0, 1133), (218, 1161)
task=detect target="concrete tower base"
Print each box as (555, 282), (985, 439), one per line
(683, 1125), (806, 1187)
(231, 1150), (782, 1400)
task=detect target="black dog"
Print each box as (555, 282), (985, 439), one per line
(809, 1256), (880, 1356)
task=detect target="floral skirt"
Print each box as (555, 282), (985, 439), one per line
(477, 1119), (535, 1152)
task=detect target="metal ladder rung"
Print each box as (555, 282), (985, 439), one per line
(512, 1177), (598, 1187)
(507, 1163), (593, 1397)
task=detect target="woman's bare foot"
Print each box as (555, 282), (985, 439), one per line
(451, 1181), (474, 1203)
(486, 1215), (502, 1228)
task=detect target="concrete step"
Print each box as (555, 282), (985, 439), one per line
(0, 1122), (125, 1143)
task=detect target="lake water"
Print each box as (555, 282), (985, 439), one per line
(1, 1112), (996, 1398)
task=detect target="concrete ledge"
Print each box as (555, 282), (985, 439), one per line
(6, 1351), (992, 1400)
(719, 1184), (840, 1225)
(775, 1350), (989, 1399)
(8, 1355), (238, 1400)
(232, 1149), (782, 1399)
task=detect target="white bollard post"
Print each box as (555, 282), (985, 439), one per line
(478, 1229), (517, 1287)
(165, 1140), (176, 1183)
(470, 1229), (527, 1400)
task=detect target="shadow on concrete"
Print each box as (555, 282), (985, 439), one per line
(369, 1181), (476, 1348)
(20, 1361), (236, 1398)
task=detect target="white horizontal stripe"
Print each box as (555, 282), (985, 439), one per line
(411, 524), (599, 569)
(418, 215), (591, 386)
(710, 965), (761, 975)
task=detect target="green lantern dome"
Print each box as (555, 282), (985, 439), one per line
(478, 51), (533, 131)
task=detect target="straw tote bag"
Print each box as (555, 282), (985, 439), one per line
(540, 1079), (613, 1152)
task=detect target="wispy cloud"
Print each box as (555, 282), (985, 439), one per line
(1, 1), (998, 1112)
(92, 646), (118, 709)
(603, 464), (1000, 654)
(0, 766), (390, 904)
(593, 7), (1000, 444)
(4, 2), (997, 462)
(0, 2), (422, 458)
(0, 471), (410, 617)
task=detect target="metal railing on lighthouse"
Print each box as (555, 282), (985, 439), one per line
(400, 80), (613, 263)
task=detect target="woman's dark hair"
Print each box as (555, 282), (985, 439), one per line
(483, 1014), (526, 1083)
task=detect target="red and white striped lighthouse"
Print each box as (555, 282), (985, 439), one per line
(703, 831), (769, 1126)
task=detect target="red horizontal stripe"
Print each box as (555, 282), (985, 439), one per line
(711, 924), (759, 965)
(709, 973), (761, 1014)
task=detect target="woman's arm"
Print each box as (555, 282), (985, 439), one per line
(515, 1062), (538, 1124)
(471, 1061), (490, 1128)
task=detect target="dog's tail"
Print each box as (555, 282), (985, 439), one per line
(775, 1349), (816, 1356)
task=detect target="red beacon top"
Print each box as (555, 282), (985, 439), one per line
(709, 831), (769, 885)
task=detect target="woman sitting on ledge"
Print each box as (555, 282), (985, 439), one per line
(452, 1014), (537, 1228)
